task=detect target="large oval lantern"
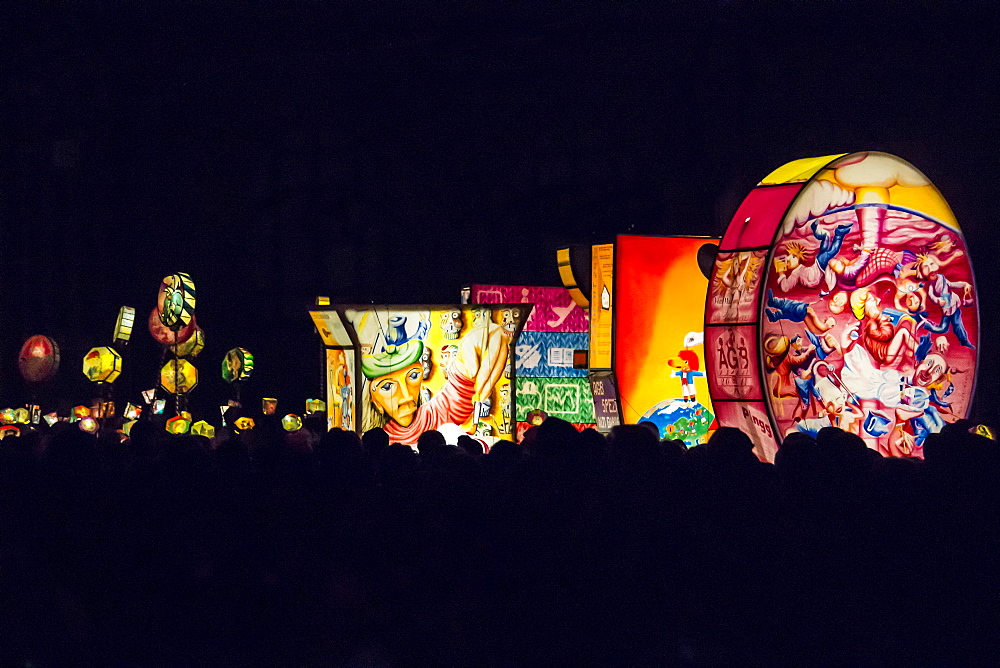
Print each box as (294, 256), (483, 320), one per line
(149, 307), (196, 345)
(83, 346), (122, 383)
(18, 335), (60, 383)
(705, 152), (978, 462)
(157, 273), (196, 330)
(160, 359), (199, 394)
(222, 348), (254, 383)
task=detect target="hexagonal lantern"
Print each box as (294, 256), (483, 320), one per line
(160, 359), (198, 394)
(282, 414), (303, 432)
(83, 346), (122, 383)
(166, 412), (193, 434)
(171, 327), (204, 358)
(192, 420), (216, 438)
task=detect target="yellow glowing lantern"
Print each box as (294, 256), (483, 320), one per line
(192, 420), (216, 438)
(305, 398), (326, 414)
(157, 272), (197, 330)
(79, 417), (99, 434)
(170, 327), (204, 358)
(166, 412), (193, 434)
(114, 306), (136, 344)
(160, 359), (198, 394)
(234, 417), (255, 431)
(0, 409), (15, 424)
(72, 406), (90, 421)
(13, 408), (29, 424)
(282, 414), (302, 432)
(83, 346), (122, 383)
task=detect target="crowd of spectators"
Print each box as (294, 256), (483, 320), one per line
(0, 415), (997, 665)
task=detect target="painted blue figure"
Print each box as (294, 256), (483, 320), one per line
(920, 272), (975, 348)
(667, 349), (704, 403)
(764, 289), (834, 333)
(812, 218), (854, 271)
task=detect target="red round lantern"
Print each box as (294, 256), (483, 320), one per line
(18, 335), (60, 383)
(148, 307), (196, 346)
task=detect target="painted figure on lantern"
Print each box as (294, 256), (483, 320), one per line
(762, 153), (978, 458)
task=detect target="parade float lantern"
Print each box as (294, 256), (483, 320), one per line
(192, 420), (215, 438)
(282, 414), (303, 432)
(78, 417), (98, 434)
(18, 335), (60, 383)
(705, 152), (979, 462)
(83, 346), (123, 383)
(556, 237), (719, 443)
(310, 304), (528, 445)
(222, 348), (254, 383)
(160, 359), (198, 394)
(166, 412), (193, 435)
(170, 327), (204, 358)
(157, 273), (197, 330)
(113, 306), (136, 344)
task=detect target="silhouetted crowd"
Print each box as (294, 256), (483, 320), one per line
(1, 416), (998, 665)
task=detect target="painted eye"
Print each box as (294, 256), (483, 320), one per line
(408, 369), (420, 381)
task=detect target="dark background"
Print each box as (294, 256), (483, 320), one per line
(4, 1), (998, 422)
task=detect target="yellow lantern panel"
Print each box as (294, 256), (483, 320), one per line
(83, 346), (122, 383)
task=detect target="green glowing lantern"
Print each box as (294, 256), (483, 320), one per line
(222, 348), (254, 383)
(282, 414), (303, 432)
(157, 273), (196, 331)
(13, 408), (29, 425)
(83, 346), (122, 383)
(160, 359), (198, 394)
(192, 420), (216, 438)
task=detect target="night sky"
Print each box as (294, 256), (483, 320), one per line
(5, 2), (999, 421)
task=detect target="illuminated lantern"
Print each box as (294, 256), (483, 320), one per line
(83, 346), (123, 383)
(705, 152), (978, 462)
(170, 327), (204, 358)
(148, 308), (196, 346)
(153, 399), (166, 415)
(13, 408), (29, 424)
(160, 359), (198, 394)
(973, 424), (995, 440)
(142, 388), (156, 404)
(72, 406), (90, 421)
(43, 412), (59, 426)
(0, 409), (15, 424)
(222, 348), (254, 383)
(124, 403), (141, 420)
(157, 273), (197, 330)
(305, 398), (326, 414)
(18, 335), (60, 383)
(113, 306), (136, 344)
(0, 426), (20, 439)
(192, 421), (216, 438)
(121, 420), (137, 436)
(281, 414), (302, 432)
(78, 417), (99, 434)
(233, 417), (255, 431)
(262, 398), (277, 415)
(166, 412), (193, 435)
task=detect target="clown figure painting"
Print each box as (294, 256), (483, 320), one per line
(762, 153), (978, 458)
(339, 305), (527, 447)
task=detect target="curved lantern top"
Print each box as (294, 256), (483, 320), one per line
(705, 152), (977, 462)
(18, 335), (60, 383)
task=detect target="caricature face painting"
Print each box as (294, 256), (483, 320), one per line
(762, 153), (978, 458)
(344, 306), (523, 447)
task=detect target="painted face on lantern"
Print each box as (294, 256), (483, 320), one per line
(370, 362), (423, 427)
(501, 308), (519, 334)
